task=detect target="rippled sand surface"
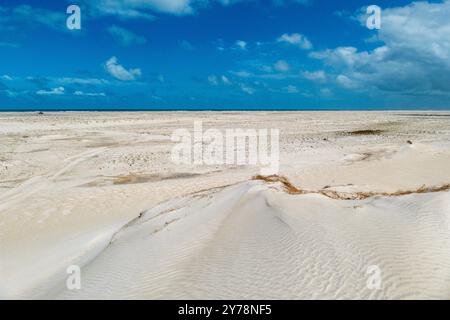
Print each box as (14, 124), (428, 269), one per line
(1, 111), (450, 299)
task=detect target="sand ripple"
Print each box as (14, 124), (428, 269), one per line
(54, 182), (450, 299)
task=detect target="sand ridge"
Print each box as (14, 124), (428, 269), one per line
(56, 180), (450, 299)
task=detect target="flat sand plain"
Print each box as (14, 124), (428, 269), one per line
(1, 111), (450, 299)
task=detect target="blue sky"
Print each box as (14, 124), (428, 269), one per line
(0, 0), (449, 110)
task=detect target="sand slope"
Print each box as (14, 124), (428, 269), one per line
(53, 181), (450, 300)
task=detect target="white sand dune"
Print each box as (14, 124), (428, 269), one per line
(1, 111), (450, 299)
(52, 180), (450, 300)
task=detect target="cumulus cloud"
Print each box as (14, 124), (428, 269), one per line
(58, 78), (110, 85)
(274, 60), (290, 72)
(234, 40), (247, 50)
(311, 1), (450, 95)
(360, 1), (450, 64)
(83, 0), (251, 19)
(36, 87), (65, 95)
(85, 0), (189, 18)
(336, 74), (359, 89)
(74, 90), (106, 97)
(208, 75), (219, 85)
(104, 56), (142, 81)
(302, 70), (326, 82)
(277, 33), (312, 50)
(107, 25), (147, 46)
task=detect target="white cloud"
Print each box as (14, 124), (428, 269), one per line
(284, 85), (299, 93)
(209, 75), (232, 85)
(58, 78), (110, 85)
(83, 0), (251, 19)
(302, 70), (326, 82)
(310, 1), (450, 95)
(277, 33), (312, 50)
(336, 75), (359, 89)
(360, 1), (450, 64)
(310, 46), (388, 69)
(36, 87), (65, 95)
(208, 75), (219, 85)
(74, 91), (106, 97)
(260, 65), (273, 73)
(274, 60), (290, 72)
(107, 25), (147, 46)
(231, 70), (253, 78)
(234, 40), (247, 50)
(104, 56), (142, 81)
(221, 75), (231, 85)
(1, 75), (13, 81)
(260, 73), (297, 80)
(87, 0), (191, 18)
(240, 84), (254, 95)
